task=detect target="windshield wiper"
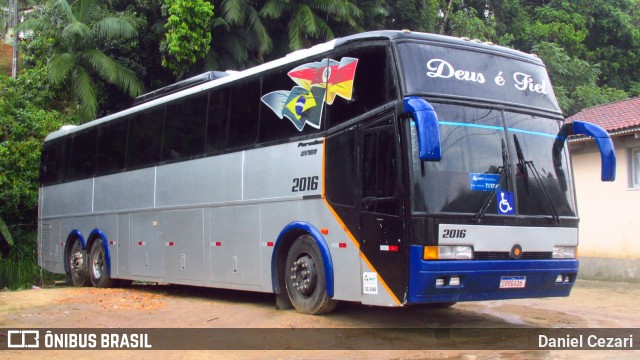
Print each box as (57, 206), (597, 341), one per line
(473, 139), (509, 223)
(513, 134), (560, 223)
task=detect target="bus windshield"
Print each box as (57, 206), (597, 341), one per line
(409, 103), (577, 217)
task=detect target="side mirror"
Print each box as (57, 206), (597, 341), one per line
(403, 96), (441, 161)
(554, 120), (616, 182)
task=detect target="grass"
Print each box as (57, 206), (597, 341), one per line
(0, 229), (61, 290)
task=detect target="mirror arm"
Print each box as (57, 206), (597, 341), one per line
(403, 96), (441, 161)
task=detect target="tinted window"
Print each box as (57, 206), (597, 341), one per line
(163, 93), (208, 161)
(228, 78), (260, 149)
(67, 129), (97, 180)
(205, 87), (229, 153)
(362, 118), (399, 214)
(127, 107), (165, 169)
(259, 63), (325, 143)
(411, 105), (507, 213)
(363, 127), (397, 198)
(325, 127), (357, 206)
(96, 117), (129, 175)
(40, 140), (61, 185)
(326, 46), (395, 128)
(507, 113), (575, 216)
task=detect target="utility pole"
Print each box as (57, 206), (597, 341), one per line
(10, 0), (19, 78)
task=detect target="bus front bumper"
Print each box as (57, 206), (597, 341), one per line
(407, 245), (579, 304)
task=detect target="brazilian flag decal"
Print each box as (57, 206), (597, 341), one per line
(261, 57), (358, 131)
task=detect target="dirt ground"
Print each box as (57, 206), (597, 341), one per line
(1, 280), (639, 359)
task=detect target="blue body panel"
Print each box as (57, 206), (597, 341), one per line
(407, 245), (578, 304)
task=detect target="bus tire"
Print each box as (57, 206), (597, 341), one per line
(88, 240), (115, 288)
(284, 235), (337, 315)
(68, 239), (91, 287)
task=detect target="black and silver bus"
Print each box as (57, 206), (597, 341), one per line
(38, 31), (615, 314)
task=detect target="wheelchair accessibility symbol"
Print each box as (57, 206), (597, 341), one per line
(496, 191), (515, 215)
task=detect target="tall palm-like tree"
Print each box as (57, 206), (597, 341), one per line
(260, 0), (364, 50)
(207, 0), (272, 70)
(208, 0), (369, 70)
(20, 0), (143, 121)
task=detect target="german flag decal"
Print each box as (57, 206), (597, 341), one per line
(261, 57), (358, 131)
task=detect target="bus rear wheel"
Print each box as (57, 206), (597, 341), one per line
(68, 240), (91, 287)
(89, 241), (116, 288)
(284, 235), (337, 315)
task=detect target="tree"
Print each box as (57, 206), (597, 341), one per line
(533, 42), (628, 115)
(205, 0), (272, 70)
(206, 0), (372, 70)
(19, 0), (144, 121)
(160, 0), (214, 78)
(0, 66), (70, 286)
(260, 0), (363, 51)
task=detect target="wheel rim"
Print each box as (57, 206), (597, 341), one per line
(69, 244), (84, 280)
(290, 254), (317, 297)
(92, 246), (103, 279)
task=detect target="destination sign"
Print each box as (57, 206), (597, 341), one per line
(398, 43), (561, 113)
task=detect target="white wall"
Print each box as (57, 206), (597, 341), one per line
(571, 137), (640, 259)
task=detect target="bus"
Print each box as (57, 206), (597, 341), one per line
(38, 30), (616, 315)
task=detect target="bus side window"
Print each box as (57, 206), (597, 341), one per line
(163, 93), (208, 161)
(67, 128), (98, 181)
(325, 127), (358, 206)
(362, 121), (399, 215)
(205, 87), (230, 153)
(259, 64), (324, 143)
(95, 117), (129, 176)
(326, 46), (396, 128)
(227, 78), (260, 150)
(126, 107), (165, 169)
(40, 140), (60, 185)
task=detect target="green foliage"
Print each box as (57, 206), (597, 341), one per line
(533, 42), (629, 115)
(572, 85), (629, 113)
(161, 0), (214, 77)
(260, 0), (363, 51)
(19, 0), (144, 121)
(207, 0), (372, 70)
(0, 67), (69, 224)
(527, 4), (588, 56)
(0, 228), (60, 289)
(447, 6), (496, 40)
(0, 67), (71, 288)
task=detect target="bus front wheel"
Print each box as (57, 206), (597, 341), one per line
(284, 235), (337, 315)
(89, 240), (116, 288)
(68, 240), (91, 287)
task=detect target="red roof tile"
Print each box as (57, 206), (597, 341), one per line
(565, 97), (640, 133)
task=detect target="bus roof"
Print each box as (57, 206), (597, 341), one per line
(45, 30), (542, 141)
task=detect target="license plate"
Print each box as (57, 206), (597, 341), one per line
(499, 276), (526, 289)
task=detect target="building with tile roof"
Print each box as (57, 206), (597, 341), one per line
(567, 97), (640, 136)
(566, 97), (640, 283)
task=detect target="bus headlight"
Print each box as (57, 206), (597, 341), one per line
(424, 246), (473, 260)
(552, 246), (577, 259)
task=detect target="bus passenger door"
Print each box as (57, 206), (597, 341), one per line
(358, 114), (406, 303)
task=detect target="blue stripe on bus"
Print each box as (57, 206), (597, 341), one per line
(89, 228), (111, 277)
(273, 222), (334, 298)
(438, 121), (565, 140)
